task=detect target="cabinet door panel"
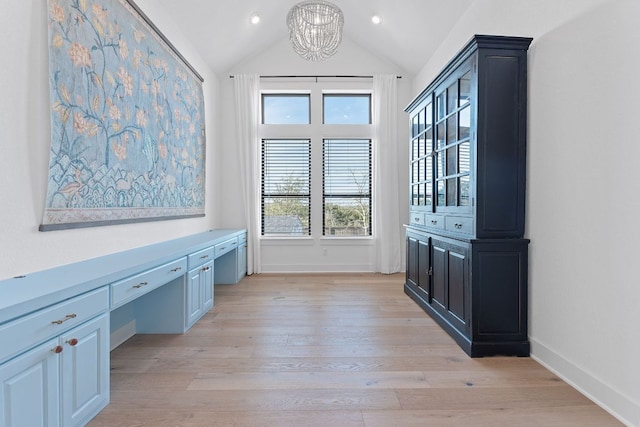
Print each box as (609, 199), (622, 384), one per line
(431, 244), (447, 309)
(0, 339), (59, 427)
(417, 239), (430, 299)
(61, 313), (109, 427)
(406, 236), (419, 288)
(448, 250), (467, 323)
(201, 261), (214, 312)
(186, 270), (203, 328)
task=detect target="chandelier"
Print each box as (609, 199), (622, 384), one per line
(286, 1), (344, 61)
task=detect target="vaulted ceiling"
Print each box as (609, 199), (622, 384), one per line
(154, 0), (475, 75)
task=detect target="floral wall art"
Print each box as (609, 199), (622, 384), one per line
(41, 0), (206, 231)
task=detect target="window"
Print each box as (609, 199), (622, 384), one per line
(260, 87), (373, 238)
(323, 94), (371, 124)
(262, 94), (310, 124)
(261, 139), (311, 236)
(323, 139), (372, 236)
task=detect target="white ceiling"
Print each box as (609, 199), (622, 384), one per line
(154, 0), (475, 75)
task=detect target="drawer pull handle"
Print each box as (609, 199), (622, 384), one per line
(200, 255), (209, 259)
(51, 314), (77, 325)
(132, 281), (149, 289)
(67, 338), (78, 346)
(219, 246), (226, 251)
(171, 267), (182, 272)
(202, 266), (211, 272)
(431, 220), (437, 224)
(52, 345), (64, 354)
(455, 223), (462, 229)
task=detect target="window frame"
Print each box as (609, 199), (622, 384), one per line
(322, 93), (372, 125)
(261, 93), (311, 125)
(258, 81), (374, 240)
(322, 138), (372, 237)
(260, 138), (311, 237)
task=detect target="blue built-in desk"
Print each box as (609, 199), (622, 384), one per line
(0, 229), (246, 426)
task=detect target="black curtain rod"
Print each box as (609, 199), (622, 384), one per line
(229, 74), (402, 79)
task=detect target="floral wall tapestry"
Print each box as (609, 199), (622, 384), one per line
(41, 0), (206, 231)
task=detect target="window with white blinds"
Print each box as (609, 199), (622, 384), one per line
(323, 139), (372, 236)
(261, 139), (311, 236)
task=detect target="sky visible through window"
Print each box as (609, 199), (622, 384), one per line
(262, 94), (371, 125)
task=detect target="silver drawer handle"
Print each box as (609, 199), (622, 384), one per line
(132, 281), (149, 289)
(171, 267), (182, 272)
(51, 313), (76, 325)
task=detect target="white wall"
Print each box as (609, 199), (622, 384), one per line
(413, 0), (640, 425)
(218, 38), (411, 272)
(0, 1), (220, 280)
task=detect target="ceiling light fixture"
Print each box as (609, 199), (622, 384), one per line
(371, 15), (382, 25)
(250, 14), (261, 24)
(286, 1), (344, 61)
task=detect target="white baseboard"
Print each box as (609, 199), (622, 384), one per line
(110, 320), (136, 351)
(530, 337), (639, 427)
(260, 264), (376, 273)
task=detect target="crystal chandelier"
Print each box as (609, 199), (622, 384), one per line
(286, 1), (344, 61)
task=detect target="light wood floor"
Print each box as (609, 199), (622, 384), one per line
(89, 273), (622, 426)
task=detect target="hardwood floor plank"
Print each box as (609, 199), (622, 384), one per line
(89, 273), (622, 426)
(187, 370), (431, 390)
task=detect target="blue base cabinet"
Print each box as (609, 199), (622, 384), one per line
(0, 288), (109, 426)
(0, 229), (247, 425)
(0, 339), (60, 427)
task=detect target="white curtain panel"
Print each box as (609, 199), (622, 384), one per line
(233, 74), (261, 274)
(373, 75), (402, 274)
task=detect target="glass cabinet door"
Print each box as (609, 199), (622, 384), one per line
(410, 98), (434, 208)
(434, 67), (472, 212)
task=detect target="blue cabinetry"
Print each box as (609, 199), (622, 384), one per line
(0, 229), (247, 426)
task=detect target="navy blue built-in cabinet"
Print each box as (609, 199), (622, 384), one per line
(405, 35), (532, 357)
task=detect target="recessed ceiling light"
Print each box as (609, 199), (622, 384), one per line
(371, 15), (382, 25)
(250, 14), (260, 24)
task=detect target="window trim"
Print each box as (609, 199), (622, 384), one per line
(258, 82), (374, 240)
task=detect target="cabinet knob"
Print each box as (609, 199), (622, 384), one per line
(431, 220), (437, 224)
(171, 267), (182, 272)
(51, 314), (77, 325)
(455, 223), (462, 229)
(132, 281), (148, 289)
(202, 266), (211, 272)
(52, 345), (63, 354)
(67, 338), (78, 346)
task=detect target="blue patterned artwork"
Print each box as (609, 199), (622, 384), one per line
(41, 0), (206, 230)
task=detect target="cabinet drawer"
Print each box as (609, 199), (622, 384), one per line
(111, 257), (187, 309)
(215, 238), (238, 258)
(446, 216), (473, 234)
(188, 247), (214, 269)
(238, 233), (247, 246)
(409, 211), (425, 226)
(0, 286), (109, 364)
(425, 214), (445, 230)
